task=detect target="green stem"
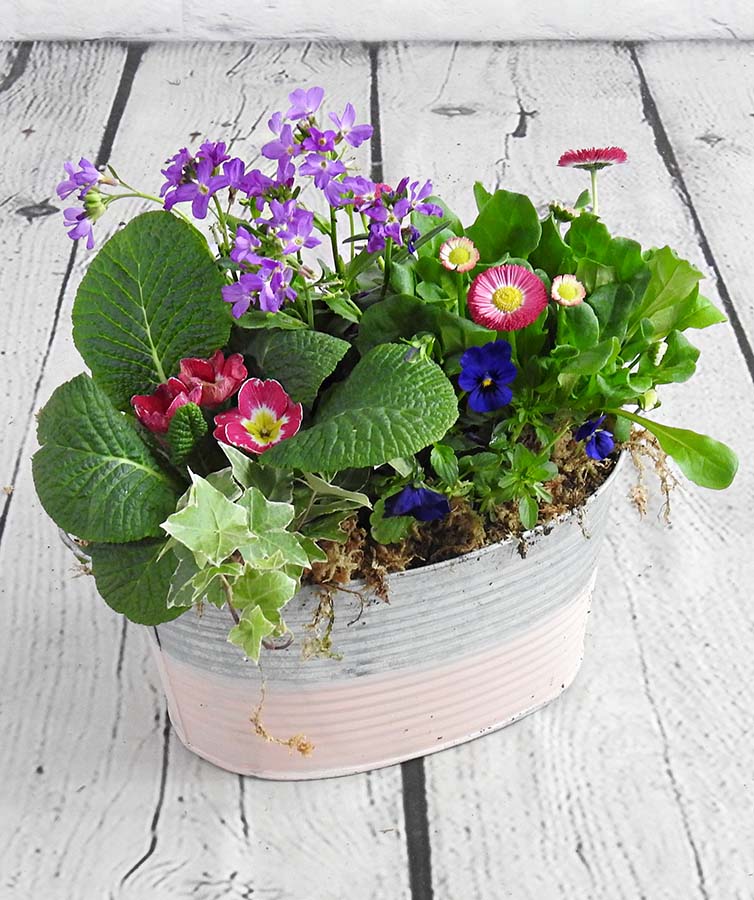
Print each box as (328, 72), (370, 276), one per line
(213, 195), (231, 253)
(381, 239), (393, 299)
(329, 208), (344, 276)
(298, 252), (314, 328)
(590, 169), (599, 216)
(346, 206), (356, 262)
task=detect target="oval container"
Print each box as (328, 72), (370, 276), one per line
(147, 456), (624, 780)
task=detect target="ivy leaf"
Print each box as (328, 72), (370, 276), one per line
(616, 410), (738, 490)
(264, 344), (459, 471)
(90, 539), (184, 625)
(232, 567), (299, 623)
(237, 487), (310, 568)
(72, 211), (230, 408)
(242, 328), (350, 406)
(161, 474), (250, 567)
(168, 402), (208, 465)
(466, 189), (541, 262)
(235, 309), (308, 330)
(32, 374), (180, 542)
(228, 605), (277, 661)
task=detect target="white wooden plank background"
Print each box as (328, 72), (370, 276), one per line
(0, 39), (753, 900)
(3, 1), (754, 42)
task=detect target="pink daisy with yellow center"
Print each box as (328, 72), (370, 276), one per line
(213, 378), (302, 455)
(467, 264), (548, 332)
(557, 146), (628, 170)
(439, 236), (480, 273)
(551, 274), (586, 307)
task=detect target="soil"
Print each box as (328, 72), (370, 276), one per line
(307, 433), (623, 592)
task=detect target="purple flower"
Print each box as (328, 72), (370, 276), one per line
(276, 158), (296, 187)
(329, 103), (373, 148)
(262, 124), (299, 161)
(302, 127), (337, 153)
(264, 198), (297, 230)
(57, 158), (99, 200)
(277, 209), (321, 254)
(407, 179), (442, 217)
(221, 272), (265, 318)
(404, 225), (421, 254)
(239, 168), (275, 198)
(286, 86), (325, 120)
(298, 153), (346, 190)
(159, 147), (194, 197)
(384, 486), (450, 522)
(458, 340), (517, 413)
(367, 222), (388, 253)
(574, 415), (615, 461)
(197, 140), (230, 168)
(230, 226), (262, 265)
(258, 260), (297, 312)
(268, 111), (284, 135)
(223, 158), (247, 190)
(163, 157), (230, 219)
(63, 206), (95, 249)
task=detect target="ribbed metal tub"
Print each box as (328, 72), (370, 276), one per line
(148, 455), (624, 779)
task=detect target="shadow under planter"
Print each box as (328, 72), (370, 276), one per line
(148, 454), (625, 780)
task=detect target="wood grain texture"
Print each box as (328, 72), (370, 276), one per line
(0, 41), (411, 900)
(0, 41), (126, 505)
(5, 1), (754, 41)
(378, 41), (754, 899)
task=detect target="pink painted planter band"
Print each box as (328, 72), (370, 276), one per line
(148, 455), (624, 779)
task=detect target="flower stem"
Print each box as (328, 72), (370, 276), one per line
(213, 195), (231, 253)
(105, 191), (192, 225)
(590, 169), (599, 216)
(381, 239), (393, 299)
(298, 251), (314, 328)
(346, 205), (356, 262)
(329, 208), (344, 276)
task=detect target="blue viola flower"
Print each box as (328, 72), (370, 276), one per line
(384, 486), (451, 522)
(458, 340), (517, 413)
(574, 415), (615, 460)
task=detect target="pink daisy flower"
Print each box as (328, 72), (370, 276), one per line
(439, 236), (480, 273)
(467, 264), (548, 332)
(557, 146), (627, 170)
(551, 274), (586, 307)
(213, 378), (302, 455)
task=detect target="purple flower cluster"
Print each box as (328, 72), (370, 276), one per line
(222, 261), (296, 318)
(56, 158), (107, 249)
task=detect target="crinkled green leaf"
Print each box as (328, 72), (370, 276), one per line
(244, 328), (350, 406)
(168, 402), (208, 465)
(264, 344), (458, 471)
(33, 374), (180, 542)
(161, 474), (250, 567)
(466, 189), (541, 262)
(90, 539), (184, 625)
(72, 211), (230, 407)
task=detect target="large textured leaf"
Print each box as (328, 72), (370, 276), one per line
(244, 328), (350, 406)
(90, 540), (184, 625)
(466, 189), (541, 262)
(73, 211), (230, 407)
(264, 343), (459, 470)
(32, 374), (180, 542)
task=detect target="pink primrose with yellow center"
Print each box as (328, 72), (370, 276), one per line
(213, 378), (303, 455)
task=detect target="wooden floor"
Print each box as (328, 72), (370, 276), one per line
(1, 40), (753, 900)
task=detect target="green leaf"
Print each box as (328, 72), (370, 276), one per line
(357, 294), (490, 356)
(235, 309), (308, 330)
(556, 302), (600, 351)
(228, 605), (276, 661)
(410, 196), (463, 258)
(302, 473), (371, 509)
(161, 474), (250, 567)
(232, 567), (298, 622)
(430, 444), (459, 485)
(168, 402), (208, 465)
(616, 410), (738, 490)
(72, 211), (230, 408)
(264, 344), (459, 471)
(560, 337), (621, 376)
(466, 189), (541, 262)
(236, 487), (310, 568)
(205, 467), (243, 501)
(634, 246), (704, 338)
(321, 292), (362, 323)
(90, 539), (184, 625)
(675, 293), (726, 331)
(529, 215), (576, 277)
(370, 497), (414, 545)
(518, 495), (538, 531)
(566, 214), (644, 283)
(586, 282), (639, 342)
(473, 181), (492, 213)
(32, 374), (180, 542)
(244, 328), (350, 406)
(220, 444), (293, 501)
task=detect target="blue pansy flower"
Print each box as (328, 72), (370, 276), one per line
(458, 340), (517, 413)
(574, 415), (615, 460)
(384, 486), (450, 522)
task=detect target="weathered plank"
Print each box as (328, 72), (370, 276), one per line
(0, 41), (127, 513)
(0, 40), (410, 900)
(378, 41), (754, 899)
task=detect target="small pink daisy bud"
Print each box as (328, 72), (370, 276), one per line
(467, 264), (548, 332)
(439, 236), (480, 273)
(557, 146), (628, 170)
(551, 274), (586, 307)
